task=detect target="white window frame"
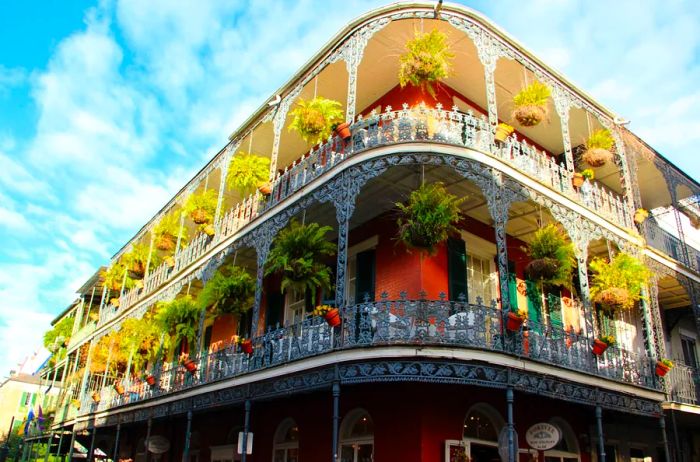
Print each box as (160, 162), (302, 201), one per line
(272, 418), (299, 462)
(345, 236), (378, 305)
(285, 289), (306, 326)
(460, 231), (498, 305)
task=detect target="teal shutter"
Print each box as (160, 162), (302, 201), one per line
(507, 261), (518, 310)
(547, 291), (564, 329)
(266, 292), (283, 328)
(355, 250), (376, 302)
(19, 392), (27, 409)
(526, 280), (543, 333)
(447, 237), (468, 301)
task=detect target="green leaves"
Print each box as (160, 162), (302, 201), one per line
(396, 182), (463, 254)
(585, 129), (614, 151)
(513, 81), (551, 108)
(155, 295), (201, 350)
(197, 264), (255, 316)
(524, 224), (576, 288)
(398, 28), (454, 98)
(226, 152), (271, 196)
(43, 315), (73, 353)
(265, 220), (336, 299)
(589, 252), (651, 311)
(288, 97), (344, 145)
(184, 189), (218, 224)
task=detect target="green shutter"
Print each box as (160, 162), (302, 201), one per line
(19, 392), (27, 409)
(547, 292), (564, 329)
(447, 237), (468, 301)
(266, 292), (283, 328)
(30, 393), (37, 406)
(203, 325), (213, 351)
(507, 261), (518, 310)
(355, 250), (376, 302)
(526, 280), (543, 333)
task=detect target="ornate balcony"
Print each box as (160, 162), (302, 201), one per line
(644, 219), (700, 273)
(79, 294), (661, 416)
(667, 361), (700, 405)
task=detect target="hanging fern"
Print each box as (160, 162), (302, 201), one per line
(155, 295), (201, 351)
(184, 189), (218, 225)
(524, 224), (575, 287)
(118, 314), (160, 373)
(154, 211), (189, 253)
(102, 262), (135, 292)
(398, 28), (454, 98)
(265, 220), (336, 300)
(226, 152), (271, 196)
(288, 97), (344, 145)
(197, 264), (255, 316)
(589, 252), (650, 312)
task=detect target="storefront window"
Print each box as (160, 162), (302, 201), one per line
(340, 409), (373, 462)
(273, 418), (299, 462)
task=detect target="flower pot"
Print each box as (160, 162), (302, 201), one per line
(505, 311), (524, 332)
(324, 308), (341, 327)
(156, 234), (176, 252)
(655, 362), (671, 377)
(191, 209), (209, 225)
(240, 340), (253, 355)
(202, 224), (215, 237)
(164, 256), (175, 268)
(114, 383), (125, 395)
(525, 258), (560, 281)
(258, 181), (273, 196)
(182, 359), (197, 374)
(582, 148), (613, 167)
(592, 339), (609, 356)
(596, 287), (630, 312)
(572, 173), (584, 188)
(634, 210), (648, 224)
(145, 375), (156, 386)
(110, 297), (120, 308)
(91, 391), (101, 404)
(494, 123), (514, 143)
(334, 122), (352, 141)
(513, 104), (546, 127)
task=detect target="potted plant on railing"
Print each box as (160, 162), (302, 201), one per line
(589, 252), (651, 313)
(288, 97), (345, 145)
(197, 264), (255, 318)
(265, 219), (336, 304)
(655, 358), (674, 377)
(494, 123), (514, 144)
(179, 353), (198, 374)
(398, 28), (454, 99)
(113, 381), (125, 395)
(233, 335), (254, 355)
(582, 129), (614, 167)
(395, 182), (463, 255)
(227, 152), (272, 196)
(524, 224), (575, 287)
(512, 81), (550, 127)
(142, 372), (157, 387)
(313, 304), (340, 327)
(184, 189), (218, 225)
(592, 335), (615, 355)
(155, 295), (201, 373)
(573, 169), (594, 188)
(154, 211), (188, 253)
(634, 208), (649, 224)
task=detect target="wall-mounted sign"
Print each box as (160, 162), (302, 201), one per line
(525, 423), (560, 451)
(147, 435), (170, 454)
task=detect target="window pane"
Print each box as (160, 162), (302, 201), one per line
(463, 410), (497, 440)
(357, 444), (373, 462)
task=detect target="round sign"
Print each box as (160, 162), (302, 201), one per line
(147, 436), (170, 454)
(525, 423), (560, 450)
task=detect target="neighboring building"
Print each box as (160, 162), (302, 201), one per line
(26, 3), (700, 462)
(0, 374), (55, 441)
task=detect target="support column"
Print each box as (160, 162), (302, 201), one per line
(332, 177), (354, 309)
(112, 424), (121, 462)
(552, 86), (574, 173)
(331, 382), (340, 462)
(660, 415), (671, 462)
(87, 428), (96, 462)
(575, 242), (596, 339)
(485, 175), (514, 313)
(55, 431), (64, 462)
(214, 148), (234, 237)
(595, 405), (605, 462)
(506, 386), (515, 462)
(43, 433), (52, 462)
(241, 400), (251, 462)
(647, 279), (668, 359)
(639, 287), (657, 358)
(66, 431), (76, 462)
(251, 228), (274, 337)
(144, 418), (152, 462)
(182, 411), (192, 462)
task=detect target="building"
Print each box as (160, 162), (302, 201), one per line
(25, 2), (700, 462)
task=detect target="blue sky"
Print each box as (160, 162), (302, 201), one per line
(1, 0), (699, 376)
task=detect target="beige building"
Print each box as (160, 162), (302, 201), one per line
(0, 374), (59, 440)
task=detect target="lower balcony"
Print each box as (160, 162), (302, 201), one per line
(667, 361), (700, 405)
(80, 295), (661, 415)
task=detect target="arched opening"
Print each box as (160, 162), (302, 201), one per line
(340, 409), (374, 462)
(462, 403), (505, 461)
(273, 418), (299, 462)
(545, 417), (580, 462)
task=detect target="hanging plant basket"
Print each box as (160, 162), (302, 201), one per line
(596, 287), (631, 312)
(128, 262), (145, 280)
(113, 382), (125, 395)
(582, 148), (613, 167)
(240, 339), (254, 355)
(333, 122), (352, 141)
(582, 129), (614, 167)
(191, 209), (209, 225)
(513, 105), (547, 127)
(525, 258), (560, 281)
(512, 82), (550, 127)
(591, 339), (609, 356)
(505, 311), (525, 332)
(156, 234), (177, 252)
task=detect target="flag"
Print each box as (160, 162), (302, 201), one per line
(23, 408), (34, 436)
(37, 406), (45, 432)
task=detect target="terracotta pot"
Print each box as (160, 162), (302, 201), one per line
(334, 122), (352, 141)
(655, 362), (671, 377)
(258, 181), (272, 195)
(182, 359), (197, 374)
(494, 123), (514, 143)
(240, 340), (253, 355)
(114, 383), (125, 395)
(505, 311), (524, 332)
(145, 375), (156, 386)
(592, 339), (609, 356)
(91, 391), (100, 404)
(324, 308), (341, 327)
(191, 209), (209, 225)
(572, 173), (584, 188)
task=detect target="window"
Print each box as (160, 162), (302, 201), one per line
(467, 254), (495, 305)
(285, 289), (306, 326)
(340, 409), (373, 462)
(345, 237), (377, 305)
(681, 335), (698, 368)
(544, 418), (580, 462)
(273, 418), (299, 462)
(461, 404), (505, 462)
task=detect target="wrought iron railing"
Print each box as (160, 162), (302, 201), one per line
(667, 361), (700, 405)
(644, 219), (700, 273)
(97, 105), (633, 327)
(79, 296), (661, 415)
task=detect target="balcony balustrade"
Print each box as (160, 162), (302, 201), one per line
(667, 361), (700, 405)
(99, 105), (634, 327)
(644, 219), (700, 272)
(79, 295), (661, 416)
